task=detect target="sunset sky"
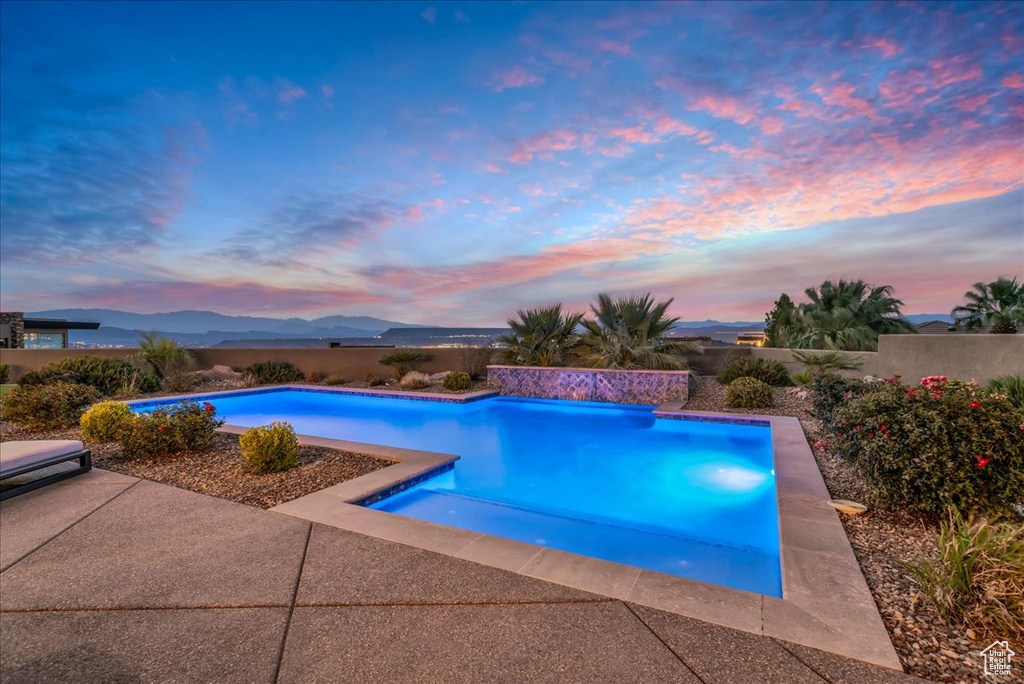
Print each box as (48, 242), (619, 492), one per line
(1, 1), (1021, 325)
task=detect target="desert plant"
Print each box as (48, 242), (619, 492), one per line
(118, 401), (224, 458)
(986, 375), (1024, 409)
(716, 357), (792, 386)
(577, 293), (693, 370)
(791, 349), (864, 373)
(80, 401), (135, 443)
(778, 279), (916, 351)
(831, 376), (1024, 514)
(378, 350), (426, 379)
(725, 376), (775, 409)
(443, 371), (472, 391)
(18, 356), (160, 396)
(2, 382), (100, 429)
(239, 421), (300, 473)
(325, 377), (351, 386)
(0, 364), (10, 384)
(459, 345), (495, 379)
(497, 304), (583, 367)
(905, 508), (1023, 639)
(399, 371), (431, 389)
(244, 360), (305, 385)
(133, 332), (196, 379)
(792, 370), (814, 385)
(162, 370), (202, 394)
(952, 276), (1024, 334)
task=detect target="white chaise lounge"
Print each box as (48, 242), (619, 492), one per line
(0, 440), (92, 501)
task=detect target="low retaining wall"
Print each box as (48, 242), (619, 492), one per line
(487, 365), (689, 405)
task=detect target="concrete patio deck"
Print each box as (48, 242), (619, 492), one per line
(0, 469), (926, 683)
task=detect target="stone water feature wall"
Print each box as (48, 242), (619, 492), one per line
(487, 365), (689, 405)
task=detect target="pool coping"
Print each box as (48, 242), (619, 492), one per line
(135, 388), (899, 669)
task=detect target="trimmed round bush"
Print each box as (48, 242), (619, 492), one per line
(18, 356), (159, 396)
(725, 377), (775, 409)
(80, 401), (135, 443)
(244, 360), (305, 385)
(118, 401), (224, 458)
(442, 371), (472, 391)
(239, 422), (300, 474)
(399, 371), (431, 389)
(717, 357), (792, 386)
(2, 382), (100, 430)
(832, 376), (1024, 514)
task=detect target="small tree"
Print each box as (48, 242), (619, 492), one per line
(763, 293), (797, 348)
(577, 293), (693, 370)
(496, 304), (583, 367)
(378, 349), (426, 379)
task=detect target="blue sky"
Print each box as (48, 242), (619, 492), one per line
(1, 1), (1021, 324)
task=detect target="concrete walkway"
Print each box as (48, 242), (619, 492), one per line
(0, 469), (925, 683)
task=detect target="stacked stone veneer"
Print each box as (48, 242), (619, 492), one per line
(487, 365), (689, 405)
(0, 312), (25, 349)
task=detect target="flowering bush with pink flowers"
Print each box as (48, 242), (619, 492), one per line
(831, 375), (1024, 514)
(118, 401), (224, 458)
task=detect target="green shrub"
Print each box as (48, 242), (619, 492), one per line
(987, 375), (1024, 409)
(832, 376), (1024, 514)
(808, 372), (870, 428)
(792, 370), (814, 385)
(725, 377), (775, 409)
(791, 349), (864, 373)
(379, 350), (426, 379)
(717, 357), (792, 386)
(80, 401), (135, 442)
(239, 422), (300, 473)
(118, 401), (224, 458)
(244, 360), (305, 385)
(905, 508), (1023, 640)
(443, 371), (472, 391)
(0, 364), (10, 384)
(18, 356), (159, 396)
(2, 382), (100, 429)
(399, 371), (431, 389)
(364, 372), (386, 387)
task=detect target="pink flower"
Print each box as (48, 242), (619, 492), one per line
(969, 401), (982, 409)
(975, 456), (990, 469)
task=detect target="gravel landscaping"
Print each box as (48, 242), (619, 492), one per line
(0, 422), (391, 509)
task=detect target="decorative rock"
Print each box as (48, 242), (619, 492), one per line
(428, 371), (452, 384)
(197, 365), (243, 381)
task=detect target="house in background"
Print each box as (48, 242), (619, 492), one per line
(0, 312), (100, 349)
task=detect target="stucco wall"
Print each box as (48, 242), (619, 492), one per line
(750, 334), (1024, 383)
(0, 346), (725, 383)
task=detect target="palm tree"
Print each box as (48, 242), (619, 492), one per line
(134, 332), (196, 379)
(577, 293), (693, 370)
(781, 279), (915, 351)
(496, 304), (584, 367)
(951, 277), (1024, 334)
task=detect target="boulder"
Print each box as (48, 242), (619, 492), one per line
(197, 365), (243, 381)
(428, 371), (452, 384)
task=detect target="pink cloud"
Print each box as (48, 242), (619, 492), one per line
(492, 67), (545, 92)
(760, 116), (783, 135)
(598, 39), (630, 55)
(862, 37), (903, 58)
(482, 163), (504, 173)
(652, 116), (698, 137)
(686, 93), (758, 126)
(954, 93), (992, 111)
(930, 56), (983, 88)
(1003, 74), (1024, 89)
(277, 79), (307, 104)
(508, 129), (578, 163)
(610, 124), (656, 144)
(811, 81), (881, 121)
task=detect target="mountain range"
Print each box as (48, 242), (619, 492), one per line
(25, 308), (956, 348)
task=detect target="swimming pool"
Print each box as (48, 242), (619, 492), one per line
(138, 388), (781, 596)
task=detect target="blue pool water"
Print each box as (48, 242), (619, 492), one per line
(140, 389), (780, 596)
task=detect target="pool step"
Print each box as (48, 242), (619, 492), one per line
(371, 487), (781, 596)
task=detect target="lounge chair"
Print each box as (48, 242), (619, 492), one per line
(0, 440), (92, 501)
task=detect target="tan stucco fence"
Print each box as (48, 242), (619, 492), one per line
(0, 335), (1020, 384)
(749, 334), (1024, 383)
